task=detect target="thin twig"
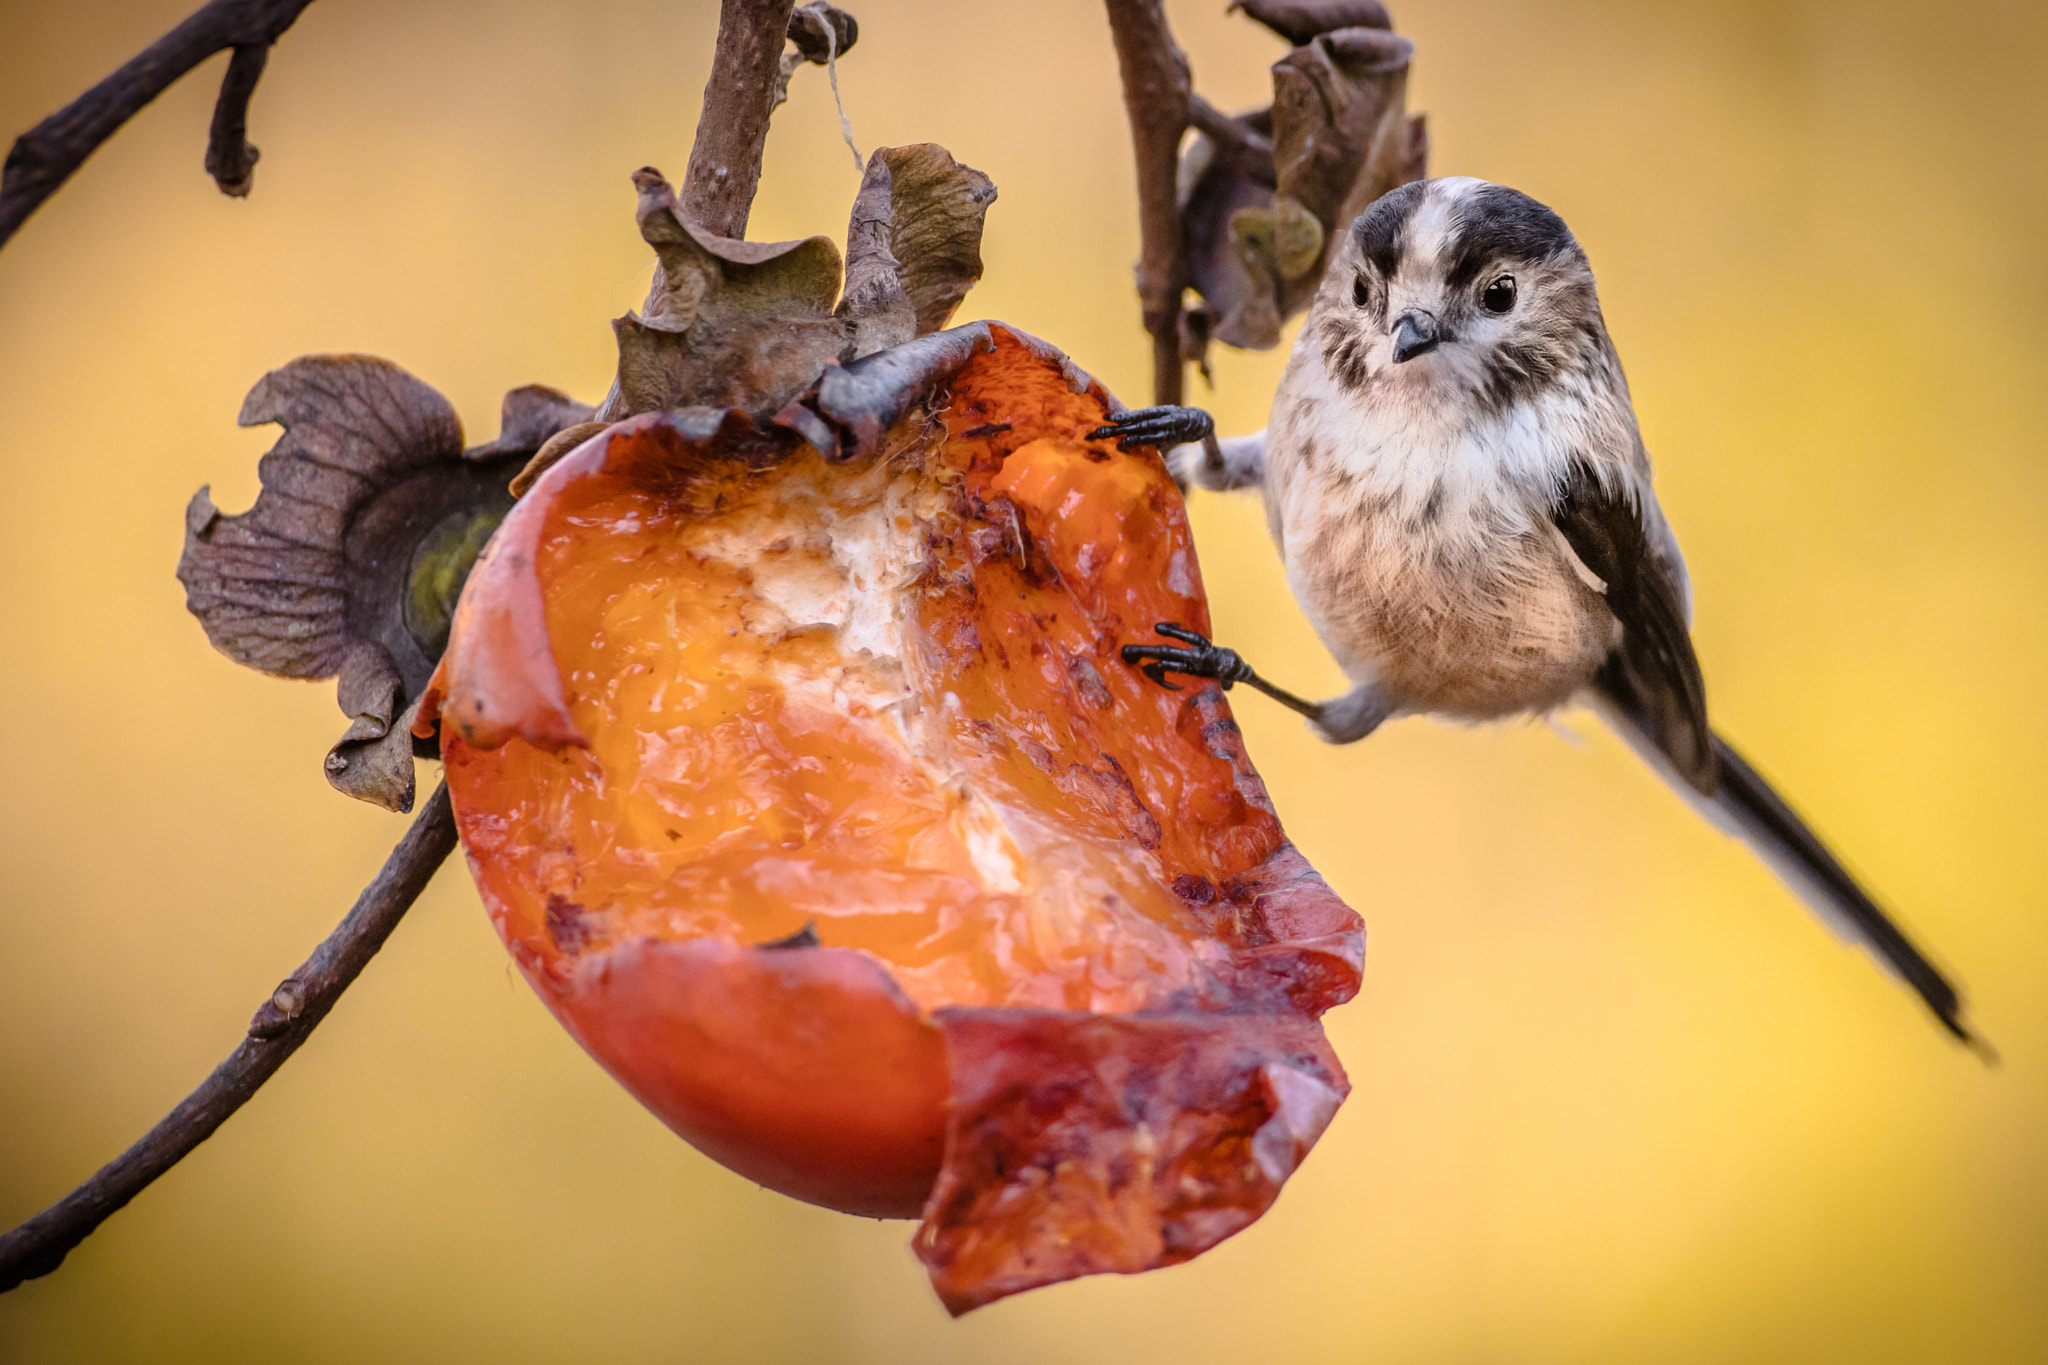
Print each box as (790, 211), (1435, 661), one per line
(0, 0), (317, 249)
(0, 785), (458, 1293)
(1103, 0), (1193, 406)
(203, 43), (270, 196)
(681, 0), (802, 238)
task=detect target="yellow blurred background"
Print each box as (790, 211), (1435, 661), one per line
(3, 0), (2044, 1359)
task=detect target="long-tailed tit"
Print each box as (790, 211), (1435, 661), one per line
(1093, 176), (1983, 1051)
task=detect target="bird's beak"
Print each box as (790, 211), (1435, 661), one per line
(1391, 311), (1440, 364)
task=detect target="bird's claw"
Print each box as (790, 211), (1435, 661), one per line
(1087, 405), (1216, 453)
(1137, 660), (1183, 691)
(1120, 622), (1250, 692)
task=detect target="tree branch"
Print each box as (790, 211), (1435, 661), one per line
(0, 0), (316, 249)
(203, 43), (270, 196)
(681, 0), (803, 238)
(1103, 0), (1193, 406)
(0, 784), (458, 1293)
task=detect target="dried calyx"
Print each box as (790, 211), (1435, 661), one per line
(179, 124), (995, 813)
(1180, 0), (1427, 367)
(521, 141), (994, 483)
(598, 145), (994, 421)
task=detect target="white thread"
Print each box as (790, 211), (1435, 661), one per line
(816, 9), (862, 172)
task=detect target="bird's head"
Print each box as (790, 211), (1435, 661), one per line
(1312, 177), (1615, 419)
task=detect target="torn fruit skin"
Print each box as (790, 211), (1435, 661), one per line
(417, 324), (1362, 1314)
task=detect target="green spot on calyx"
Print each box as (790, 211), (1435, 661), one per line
(405, 507), (507, 659)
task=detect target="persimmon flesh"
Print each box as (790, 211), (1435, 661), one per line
(424, 325), (1362, 1311)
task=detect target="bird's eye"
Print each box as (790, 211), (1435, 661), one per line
(1481, 275), (1517, 314)
(1352, 276), (1371, 309)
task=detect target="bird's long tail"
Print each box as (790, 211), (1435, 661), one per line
(1706, 735), (1987, 1055)
(1598, 704), (1987, 1056)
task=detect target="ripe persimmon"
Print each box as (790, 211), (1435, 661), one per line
(419, 322), (1361, 1312)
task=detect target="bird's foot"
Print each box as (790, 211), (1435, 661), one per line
(1087, 405), (1215, 452)
(1120, 623), (1253, 692)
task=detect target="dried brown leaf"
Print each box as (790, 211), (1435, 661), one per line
(768, 6), (861, 116)
(838, 166), (919, 360)
(838, 145), (997, 361)
(882, 145), (998, 337)
(180, 356), (592, 809)
(1179, 121), (1285, 351)
(1271, 27), (1418, 240)
(1230, 0), (1390, 45)
(1179, 21), (1423, 358)
(600, 167), (850, 420)
(469, 385), (597, 460)
(180, 355), (463, 682)
(510, 421), (612, 498)
(324, 644), (420, 812)
(809, 321), (1102, 459)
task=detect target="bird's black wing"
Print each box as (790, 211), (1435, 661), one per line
(1550, 460), (1715, 793)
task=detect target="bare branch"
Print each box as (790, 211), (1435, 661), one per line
(1102, 0), (1193, 406)
(681, 0), (803, 239)
(0, 0), (316, 249)
(0, 784), (458, 1293)
(203, 43), (270, 196)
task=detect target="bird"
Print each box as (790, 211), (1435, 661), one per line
(1090, 175), (1986, 1053)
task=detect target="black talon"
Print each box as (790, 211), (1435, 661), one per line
(1120, 622), (1251, 691)
(1137, 661), (1182, 691)
(1122, 623), (1333, 726)
(1086, 405), (1217, 453)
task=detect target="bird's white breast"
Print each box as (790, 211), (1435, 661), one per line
(1260, 347), (1621, 718)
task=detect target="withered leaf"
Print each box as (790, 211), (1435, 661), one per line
(838, 176), (919, 359)
(811, 320), (1101, 459)
(877, 145), (997, 338)
(510, 421), (612, 498)
(839, 145), (997, 359)
(815, 325), (996, 454)
(601, 168), (848, 422)
(469, 384), (597, 460)
(1182, 140), (1286, 350)
(599, 148), (998, 433)
(1230, 0), (1390, 45)
(180, 355), (592, 810)
(1180, 16), (1426, 357)
(1271, 27), (1424, 242)
(180, 356), (463, 683)
(326, 647), (424, 812)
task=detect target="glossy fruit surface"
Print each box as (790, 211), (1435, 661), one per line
(421, 324), (1362, 1311)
